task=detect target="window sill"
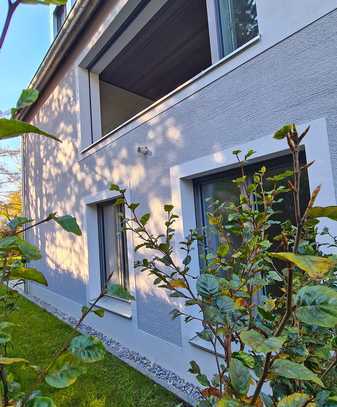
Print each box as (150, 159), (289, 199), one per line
(90, 295), (132, 319)
(189, 335), (224, 357)
(80, 35), (260, 156)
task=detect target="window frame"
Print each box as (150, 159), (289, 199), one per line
(215, 0), (259, 59)
(169, 118), (336, 349)
(193, 152), (309, 260)
(53, 5), (67, 37)
(84, 188), (135, 319)
(97, 200), (129, 293)
(78, 0), (260, 152)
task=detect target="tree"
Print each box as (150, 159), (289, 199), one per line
(116, 124), (337, 406)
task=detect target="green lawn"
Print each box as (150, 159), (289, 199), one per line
(4, 291), (180, 407)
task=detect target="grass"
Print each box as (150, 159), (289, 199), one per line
(3, 290), (180, 407)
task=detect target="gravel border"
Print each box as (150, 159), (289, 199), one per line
(22, 292), (201, 405)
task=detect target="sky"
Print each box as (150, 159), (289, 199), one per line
(0, 1), (50, 200)
(0, 2), (51, 112)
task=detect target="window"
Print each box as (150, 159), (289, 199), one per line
(217, 0), (258, 57)
(194, 153), (310, 267)
(53, 5), (66, 37)
(97, 201), (128, 293)
(96, 0), (212, 136)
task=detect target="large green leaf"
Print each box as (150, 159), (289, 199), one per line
(240, 330), (286, 353)
(11, 89), (39, 117)
(232, 351), (255, 368)
(45, 353), (84, 389)
(216, 295), (234, 313)
(229, 358), (250, 395)
(273, 124), (293, 140)
(0, 236), (41, 260)
(8, 216), (32, 230)
(277, 393), (311, 407)
(10, 267), (48, 286)
(54, 215), (82, 236)
(271, 359), (324, 386)
(196, 274), (219, 297)
(308, 206), (337, 221)
(69, 335), (105, 363)
(0, 357), (28, 365)
(295, 285), (337, 327)
(27, 397), (56, 407)
(217, 399), (242, 407)
(0, 118), (59, 141)
(270, 252), (337, 279)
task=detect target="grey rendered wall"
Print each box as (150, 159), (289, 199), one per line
(26, 8), (337, 346)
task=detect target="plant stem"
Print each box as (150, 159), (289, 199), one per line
(321, 353), (337, 381)
(16, 215), (54, 236)
(251, 128), (303, 405)
(0, 1), (20, 50)
(0, 367), (9, 407)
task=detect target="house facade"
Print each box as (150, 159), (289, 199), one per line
(22, 0), (337, 402)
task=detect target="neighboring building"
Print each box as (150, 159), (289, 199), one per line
(22, 0), (337, 402)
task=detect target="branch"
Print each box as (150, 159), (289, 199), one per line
(0, 0), (20, 50)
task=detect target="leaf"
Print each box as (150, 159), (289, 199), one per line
(45, 353), (84, 389)
(12, 89), (39, 117)
(216, 296), (234, 313)
(273, 124), (292, 140)
(308, 206), (337, 221)
(54, 215), (82, 236)
(0, 236), (41, 260)
(170, 279), (187, 289)
(245, 149), (255, 160)
(232, 351), (255, 368)
(93, 308), (104, 318)
(277, 393), (311, 407)
(9, 267), (48, 286)
(229, 358), (250, 395)
(69, 335), (105, 363)
(295, 285), (337, 327)
(27, 397), (56, 407)
(240, 330), (286, 353)
(0, 357), (28, 365)
(217, 243), (229, 257)
(267, 170), (294, 183)
(217, 399), (242, 407)
(188, 360), (201, 375)
(7, 216), (32, 230)
(196, 274), (219, 297)
(0, 332), (11, 345)
(270, 252), (337, 279)
(140, 213), (150, 226)
(196, 373), (210, 387)
(271, 359), (324, 386)
(164, 204), (174, 212)
(0, 118), (59, 141)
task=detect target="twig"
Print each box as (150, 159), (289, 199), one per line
(0, 1), (21, 50)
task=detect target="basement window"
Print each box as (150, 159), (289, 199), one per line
(98, 0), (212, 136)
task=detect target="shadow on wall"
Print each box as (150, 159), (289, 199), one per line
(25, 66), (196, 329)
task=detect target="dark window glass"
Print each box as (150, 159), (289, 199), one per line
(97, 201), (128, 292)
(194, 153), (310, 268)
(217, 0), (258, 57)
(54, 5), (66, 36)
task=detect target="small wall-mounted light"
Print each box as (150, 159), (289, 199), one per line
(137, 146), (152, 156)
